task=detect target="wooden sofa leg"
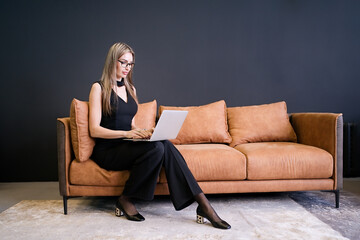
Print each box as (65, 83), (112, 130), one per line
(63, 196), (68, 215)
(334, 190), (340, 208)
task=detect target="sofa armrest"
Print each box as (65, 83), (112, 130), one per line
(290, 113), (343, 189)
(57, 117), (73, 196)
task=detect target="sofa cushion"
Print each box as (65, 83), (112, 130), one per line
(159, 144), (246, 182)
(70, 98), (157, 162)
(227, 101), (297, 147)
(133, 100), (157, 129)
(69, 159), (130, 186)
(70, 98), (95, 162)
(235, 142), (333, 180)
(159, 100), (232, 144)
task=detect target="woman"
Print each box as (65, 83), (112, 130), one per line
(89, 42), (231, 229)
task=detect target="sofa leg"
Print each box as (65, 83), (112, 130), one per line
(334, 190), (340, 208)
(63, 196), (68, 215)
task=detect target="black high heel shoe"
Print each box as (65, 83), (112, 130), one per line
(196, 206), (231, 229)
(115, 200), (145, 222)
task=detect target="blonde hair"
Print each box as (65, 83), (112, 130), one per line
(100, 42), (138, 116)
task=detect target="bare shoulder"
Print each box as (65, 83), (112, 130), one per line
(89, 82), (102, 101)
(92, 82), (102, 90)
(90, 82), (102, 94)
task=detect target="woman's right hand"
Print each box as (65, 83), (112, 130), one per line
(126, 128), (153, 139)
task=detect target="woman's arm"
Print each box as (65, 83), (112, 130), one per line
(88, 83), (150, 139)
(89, 83), (128, 139)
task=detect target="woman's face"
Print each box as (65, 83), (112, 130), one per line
(116, 52), (134, 79)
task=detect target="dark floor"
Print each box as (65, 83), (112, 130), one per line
(289, 189), (360, 240)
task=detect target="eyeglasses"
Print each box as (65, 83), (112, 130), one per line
(118, 60), (135, 68)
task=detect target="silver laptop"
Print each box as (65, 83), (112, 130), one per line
(126, 110), (188, 142)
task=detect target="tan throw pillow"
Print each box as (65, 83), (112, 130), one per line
(227, 101), (297, 147)
(70, 98), (95, 162)
(133, 100), (157, 129)
(159, 100), (232, 144)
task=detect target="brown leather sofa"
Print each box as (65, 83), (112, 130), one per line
(57, 100), (343, 214)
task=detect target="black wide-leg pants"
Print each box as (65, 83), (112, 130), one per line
(91, 140), (202, 210)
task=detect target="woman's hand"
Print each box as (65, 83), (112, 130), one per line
(126, 128), (154, 139)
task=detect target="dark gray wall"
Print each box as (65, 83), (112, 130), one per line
(1, 0), (360, 181)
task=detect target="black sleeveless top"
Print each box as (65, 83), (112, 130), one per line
(94, 81), (138, 147)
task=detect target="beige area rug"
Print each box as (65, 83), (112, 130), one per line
(0, 195), (349, 240)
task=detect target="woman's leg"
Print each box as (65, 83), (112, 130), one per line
(161, 140), (230, 229)
(92, 141), (165, 216)
(161, 140), (202, 210)
(121, 141), (164, 200)
(119, 141), (165, 216)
